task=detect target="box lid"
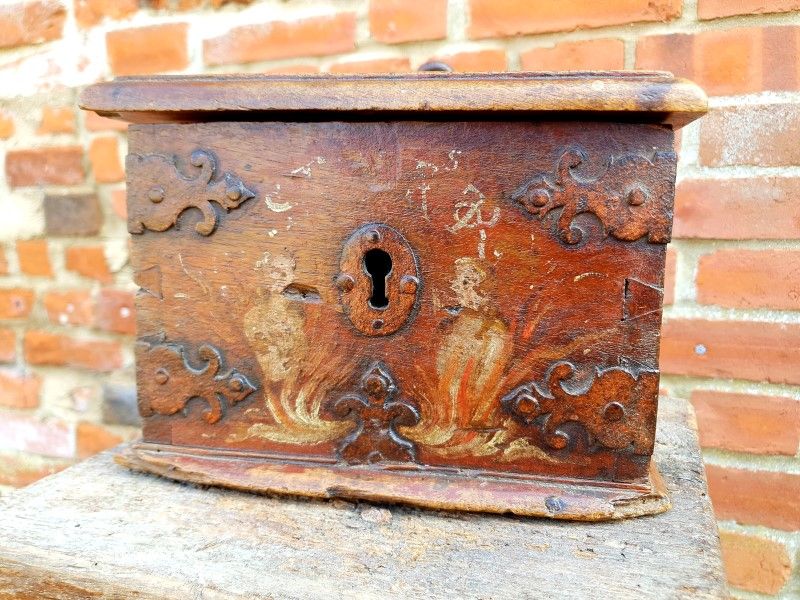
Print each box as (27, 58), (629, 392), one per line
(80, 71), (707, 129)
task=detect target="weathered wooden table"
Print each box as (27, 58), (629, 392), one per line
(0, 398), (726, 599)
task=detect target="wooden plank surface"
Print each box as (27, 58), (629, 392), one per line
(0, 398), (726, 599)
(79, 72), (708, 128)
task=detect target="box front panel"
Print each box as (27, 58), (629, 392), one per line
(128, 120), (674, 483)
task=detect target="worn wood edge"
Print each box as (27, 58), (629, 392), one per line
(115, 443), (670, 521)
(98, 70), (678, 82)
(79, 72), (708, 129)
(0, 556), (178, 600)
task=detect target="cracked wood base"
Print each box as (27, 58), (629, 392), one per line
(0, 398), (726, 599)
(118, 442), (669, 521)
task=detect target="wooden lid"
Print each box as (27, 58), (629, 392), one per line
(80, 71), (707, 129)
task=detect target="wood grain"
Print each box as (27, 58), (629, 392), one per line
(0, 398), (727, 599)
(121, 119), (674, 513)
(79, 73), (707, 519)
(78, 72), (708, 128)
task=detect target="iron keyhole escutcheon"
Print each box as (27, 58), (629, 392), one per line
(336, 223), (420, 336)
(364, 248), (392, 309)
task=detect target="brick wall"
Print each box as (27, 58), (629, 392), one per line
(0, 0), (798, 595)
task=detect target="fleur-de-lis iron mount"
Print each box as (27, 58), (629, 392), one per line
(326, 362), (420, 464)
(137, 338), (258, 424)
(127, 149), (256, 236)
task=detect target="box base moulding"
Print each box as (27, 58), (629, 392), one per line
(117, 442), (670, 521)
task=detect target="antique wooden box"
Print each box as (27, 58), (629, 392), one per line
(81, 72), (706, 520)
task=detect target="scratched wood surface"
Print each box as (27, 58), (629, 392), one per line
(127, 119), (671, 483)
(0, 398), (726, 599)
(79, 73), (708, 519)
(79, 71), (708, 127)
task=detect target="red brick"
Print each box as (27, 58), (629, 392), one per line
(44, 194), (103, 236)
(43, 289), (94, 327)
(24, 330), (123, 372)
(96, 289), (135, 335)
(329, 57), (411, 74)
(673, 129), (682, 154)
(0, 110), (13, 139)
(706, 465), (800, 531)
(16, 239), (52, 278)
(101, 384), (139, 426)
(0, 288), (34, 320)
(699, 0), (800, 19)
(0, 453), (69, 487)
(262, 64), (320, 75)
(636, 27), (800, 96)
(675, 178), (800, 240)
(0, 412), (73, 458)
(697, 249), (800, 310)
(5, 146), (84, 187)
(84, 111), (127, 132)
(149, 0), (251, 7)
(204, 13), (356, 66)
(75, 0), (138, 28)
(468, 0), (680, 39)
(700, 103), (800, 167)
(0, 369), (41, 409)
(0, 1), (66, 49)
(209, 0), (253, 6)
(663, 247), (676, 306)
(720, 531), (792, 594)
(67, 385), (95, 413)
(692, 391), (800, 456)
(37, 105), (76, 134)
(110, 189), (127, 220)
(77, 422), (123, 458)
(65, 246), (112, 283)
(89, 136), (124, 183)
(369, 0), (446, 44)
(431, 49), (507, 72)
(0, 328), (14, 362)
(107, 23), (189, 76)
(521, 39), (624, 71)
(660, 319), (800, 385)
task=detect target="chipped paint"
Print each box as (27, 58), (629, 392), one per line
(289, 156), (325, 178)
(574, 272), (607, 282)
(450, 257), (488, 310)
(405, 183), (431, 219)
(253, 251), (296, 292)
(416, 159), (439, 175)
(243, 294), (306, 383)
(446, 149), (462, 170)
(447, 184), (500, 233)
(415, 150), (461, 176)
(264, 183), (292, 213)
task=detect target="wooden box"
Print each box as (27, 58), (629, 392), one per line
(81, 72), (706, 521)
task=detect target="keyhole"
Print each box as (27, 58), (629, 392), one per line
(364, 248), (392, 309)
